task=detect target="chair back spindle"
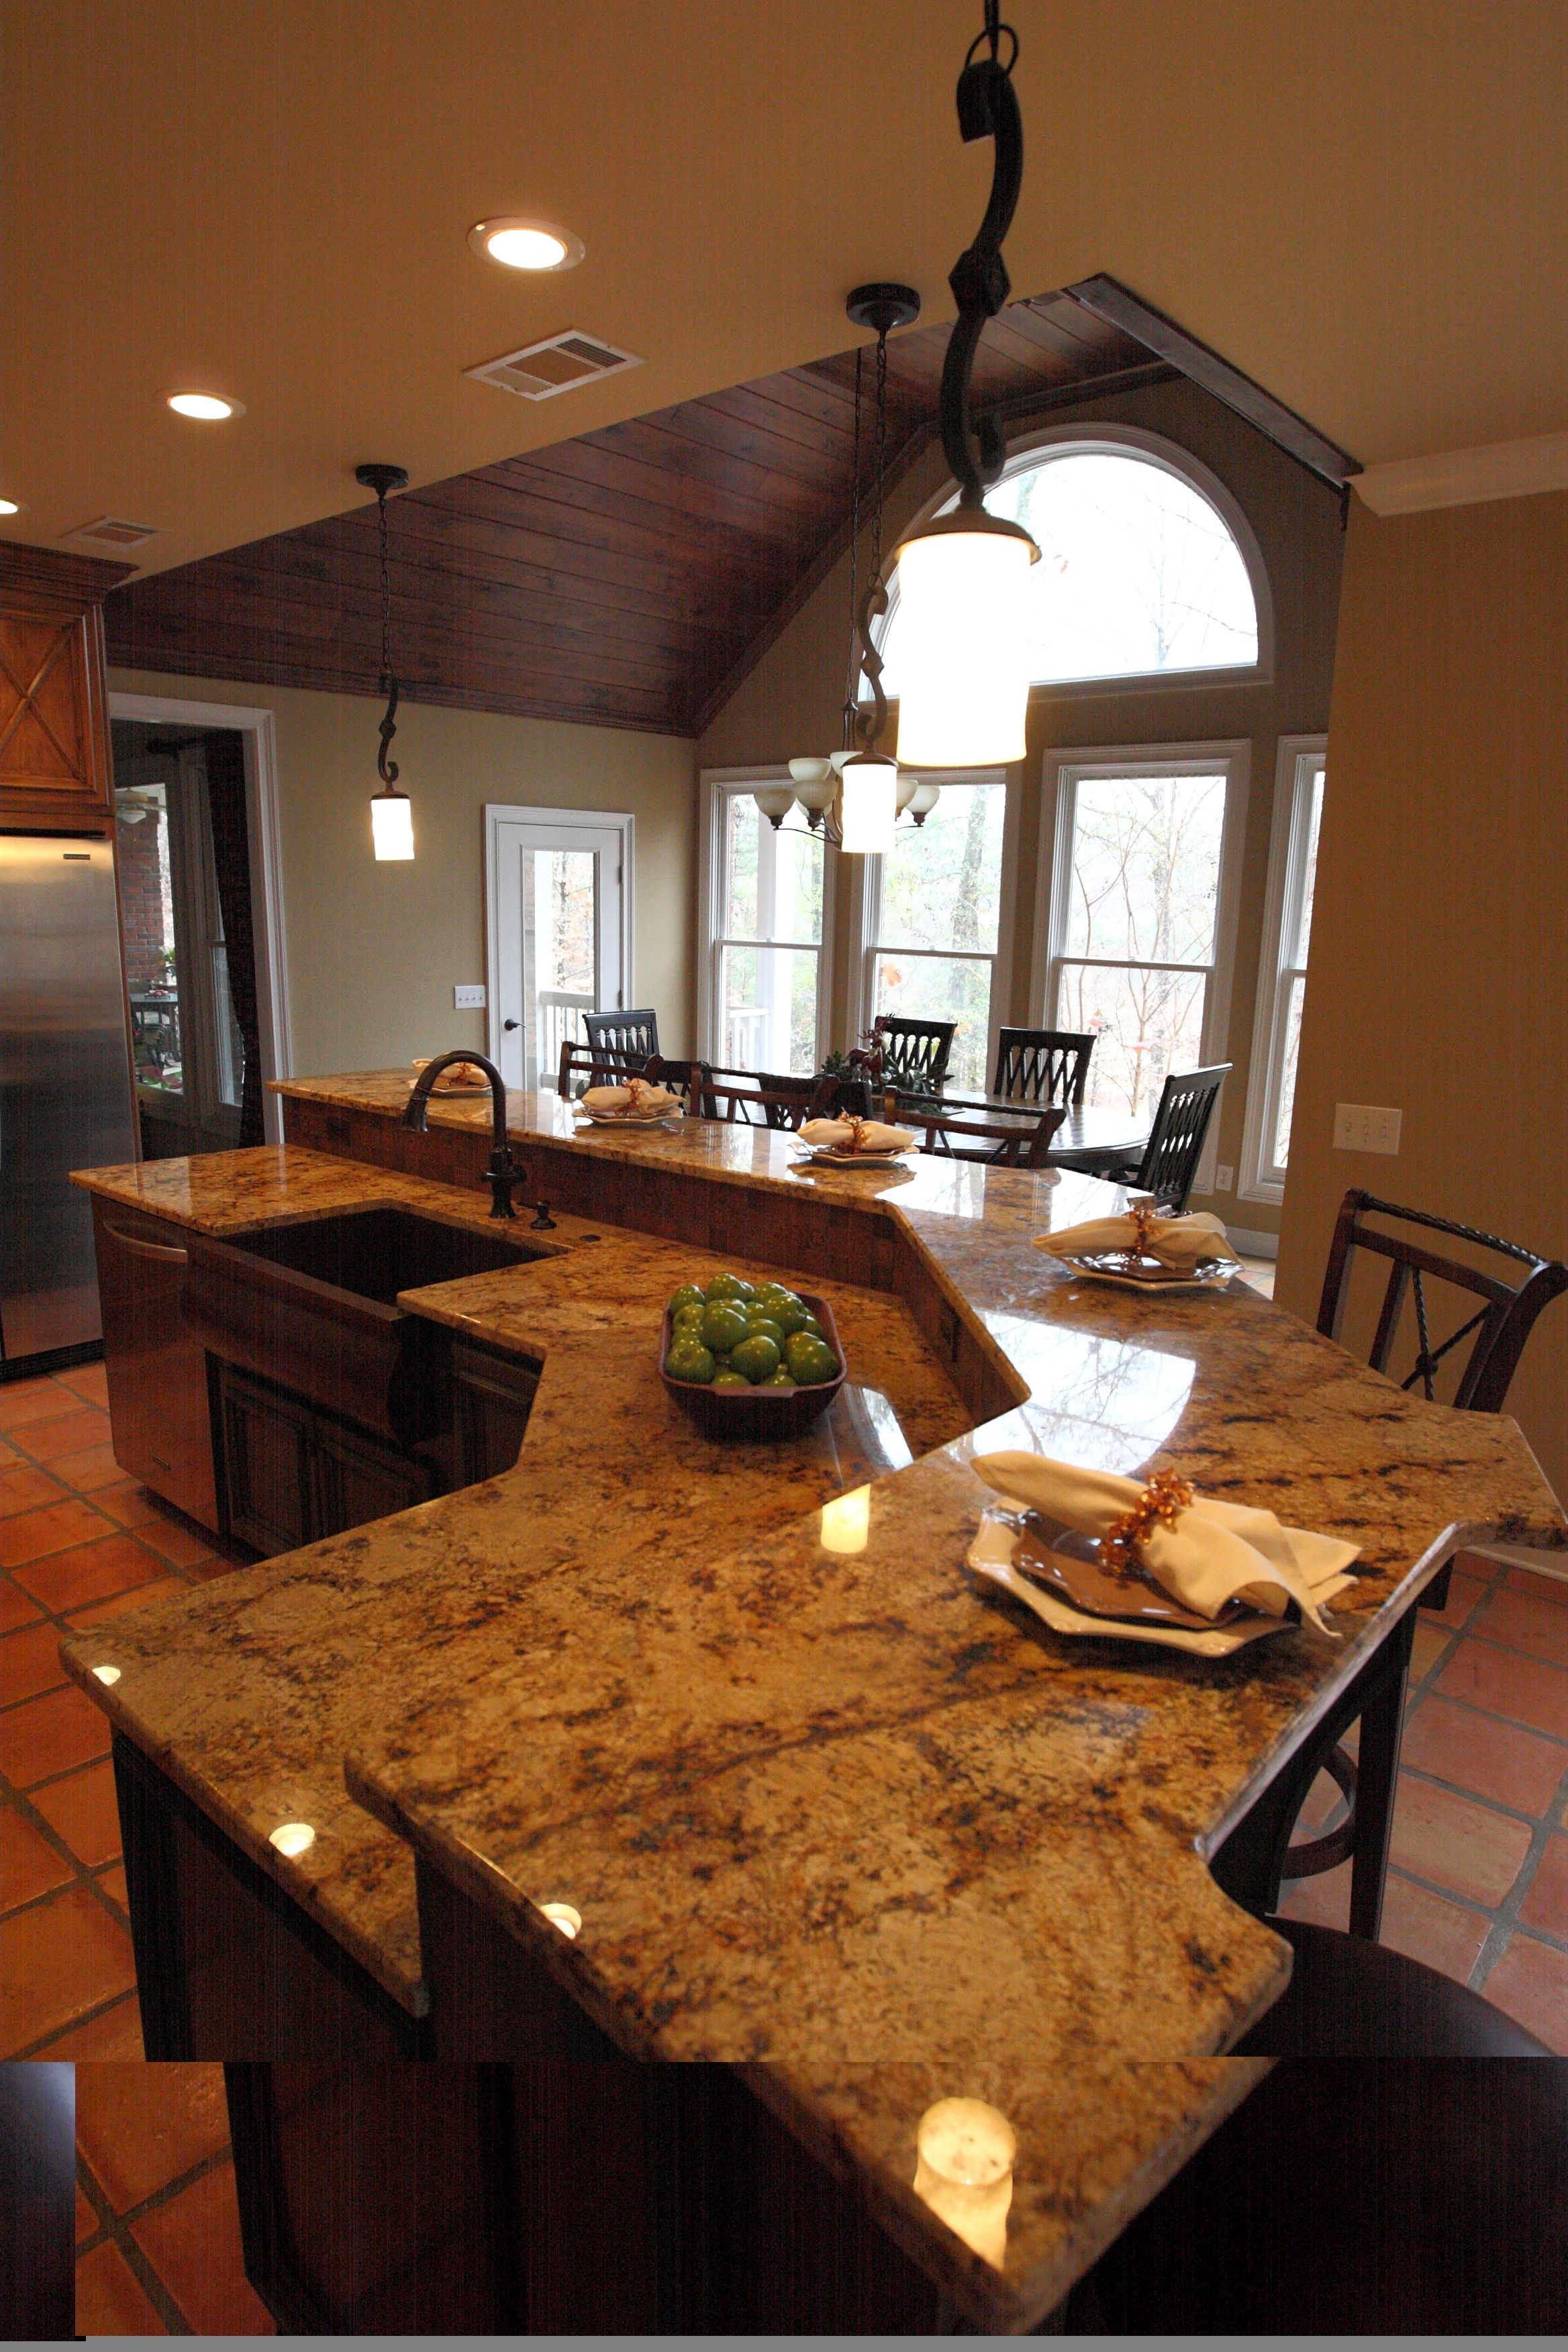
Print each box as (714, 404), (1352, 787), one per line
(583, 1007), (660, 1063)
(871, 1015), (957, 1096)
(1128, 1064), (1230, 1212)
(993, 1026), (1096, 1108)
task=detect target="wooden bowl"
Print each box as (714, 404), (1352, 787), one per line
(659, 1289), (846, 1442)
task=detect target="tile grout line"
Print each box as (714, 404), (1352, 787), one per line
(1471, 1765), (1568, 1994)
(76, 2151), (195, 2337)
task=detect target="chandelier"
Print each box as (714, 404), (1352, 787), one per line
(754, 1), (1038, 851)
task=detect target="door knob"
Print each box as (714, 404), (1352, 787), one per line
(503, 1019), (519, 1031)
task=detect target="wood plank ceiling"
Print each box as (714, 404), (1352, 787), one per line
(104, 294), (1164, 739)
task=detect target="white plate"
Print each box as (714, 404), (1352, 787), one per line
(575, 1107), (683, 1128)
(405, 1076), (491, 1094)
(798, 1145), (911, 1169)
(1055, 1252), (1237, 1294)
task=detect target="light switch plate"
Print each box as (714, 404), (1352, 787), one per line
(1334, 1102), (1402, 1155)
(1214, 1164), (1234, 1191)
(454, 983), (487, 1010)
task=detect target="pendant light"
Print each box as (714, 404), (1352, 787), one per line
(892, 3), (1040, 769)
(764, 284), (935, 853)
(356, 462), (415, 860)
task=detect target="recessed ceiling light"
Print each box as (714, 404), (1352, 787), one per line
(0, 497), (21, 516)
(168, 391), (244, 421)
(469, 216), (585, 271)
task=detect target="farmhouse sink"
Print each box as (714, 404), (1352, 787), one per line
(182, 1209), (544, 1449)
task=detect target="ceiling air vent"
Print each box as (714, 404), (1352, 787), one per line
(464, 330), (643, 402)
(66, 516), (160, 548)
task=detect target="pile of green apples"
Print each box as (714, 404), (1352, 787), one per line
(663, 1273), (840, 1391)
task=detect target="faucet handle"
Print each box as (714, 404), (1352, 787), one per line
(530, 1201), (557, 1232)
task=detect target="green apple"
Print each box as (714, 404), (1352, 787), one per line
(665, 1340), (716, 1385)
(730, 1332), (781, 1383)
(701, 1303), (751, 1354)
(705, 1273), (754, 1302)
(783, 1332), (839, 1386)
(668, 1283), (706, 1317)
(712, 1369), (751, 1389)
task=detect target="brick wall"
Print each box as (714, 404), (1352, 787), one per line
(117, 807), (173, 993)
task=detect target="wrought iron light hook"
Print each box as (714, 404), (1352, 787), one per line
(941, 4), (1022, 508)
(356, 462), (409, 784)
(843, 282), (920, 758)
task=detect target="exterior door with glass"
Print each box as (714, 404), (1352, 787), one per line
(487, 812), (628, 1091)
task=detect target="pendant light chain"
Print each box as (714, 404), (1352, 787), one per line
(842, 349), (863, 746)
(377, 485), (394, 701)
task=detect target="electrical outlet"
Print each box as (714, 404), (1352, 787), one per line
(453, 983), (487, 1010)
(1334, 1102), (1402, 1155)
(1214, 1164), (1234, 1191)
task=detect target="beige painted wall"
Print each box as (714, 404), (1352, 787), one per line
(700, 377), (1345, 1234)
(107, 667), (697, 1075)
(1276, 492), (1568, 1501)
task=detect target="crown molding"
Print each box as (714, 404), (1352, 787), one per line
(1353, 430), (1568, 516)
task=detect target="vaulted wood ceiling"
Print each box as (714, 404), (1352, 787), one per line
(103, 294), (1163, 739)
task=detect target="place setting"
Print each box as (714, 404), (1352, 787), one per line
(573, 1075), (685, 1129)
(1035, 1197), (1242, 1293)
(965, 1448), (1361, 1659)
(793, 1112), (922, 1169)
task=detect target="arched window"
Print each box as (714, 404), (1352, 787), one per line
(878, 432), (1264, 695)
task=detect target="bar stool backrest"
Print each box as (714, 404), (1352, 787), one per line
(871, 1015), (956, 1093)
(584, 1007), (660, 1062)
(1130, 1063), (1230, 1211)
(1317, 1188), (1568, 1413)
(992, 1026), (1096, 1106)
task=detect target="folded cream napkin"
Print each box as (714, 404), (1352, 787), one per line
(581, 1079), (679, 1116)
(800, 1116), (918, 1153)
(971, 1451), (1359, 1634)
(1036, 1209), (1239, 1274)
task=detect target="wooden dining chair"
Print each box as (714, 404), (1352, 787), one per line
(1112, 1063), (1230, 1211)
(693, 1067), (833, 1129)
(871, 1014), (957, 1096)
(991, 1025), (1095, 1108)
(556, 1040), (651, 1099)
(914, 1102), (1066, 1170)
(583, 1007), (660, 1062)
(1213, 1191), (1568, 1945)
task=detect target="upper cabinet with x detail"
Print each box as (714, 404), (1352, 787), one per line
(0, 542), (135, 832)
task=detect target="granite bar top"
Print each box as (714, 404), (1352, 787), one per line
(64, 1091), (1567, 2331)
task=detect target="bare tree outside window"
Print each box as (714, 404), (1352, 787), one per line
(1055, 773), (1226, 1117)
(716, 791), (825, 1073)
(881, 448), (1259, 696)
(871, 782), (1006, 1090)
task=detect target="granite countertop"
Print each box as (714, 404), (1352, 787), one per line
(64, 1095), (1567, 2331)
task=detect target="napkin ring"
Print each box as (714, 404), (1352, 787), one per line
(1103, 1469), (1194, 1572)
(1126, 1201), (1157, 1259)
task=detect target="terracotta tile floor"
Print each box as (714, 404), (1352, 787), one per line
(0, 1367), (246, 2060)
(1281, 1554), (1568, 2049)
(75, 2063), (274, 2335)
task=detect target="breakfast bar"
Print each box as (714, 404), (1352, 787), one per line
(60, 1073), (1566, 2330)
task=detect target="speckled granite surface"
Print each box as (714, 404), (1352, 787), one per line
(64, 1099), (1566, 2332)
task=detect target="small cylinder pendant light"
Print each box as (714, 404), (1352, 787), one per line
(836, 753), (899, 853)
(892, 5), (1039, 771)
(356, 462), (414, 860)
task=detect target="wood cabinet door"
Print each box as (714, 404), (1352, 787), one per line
(0, 546), (131, 832)
(310, 1410), (435, 1539)
(215, 1364), (314, 1555)
(93, 1199), (219, 1530)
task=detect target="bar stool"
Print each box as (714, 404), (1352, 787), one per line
(1212, 1190), (1567, 1941)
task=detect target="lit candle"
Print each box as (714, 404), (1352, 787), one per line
(268, 1822), (315, 1858)
(914, 2098), (1016, 2269)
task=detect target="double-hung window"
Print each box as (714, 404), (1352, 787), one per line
(1038, 744), (1248, 1125)
(700, 773), (830, 1075)
(1240, 737), (1326, 1202)
(857, 773), (1008, 1092)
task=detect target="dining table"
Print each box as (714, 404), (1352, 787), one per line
(893, 1086), (1150, 1176)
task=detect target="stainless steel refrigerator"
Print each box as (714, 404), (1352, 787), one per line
(1, 832), (137, 1368)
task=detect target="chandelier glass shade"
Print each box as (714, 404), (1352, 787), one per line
(836, 754), (899, 855)
(356, 461), (415, 862)
(370, 790), (415, 861)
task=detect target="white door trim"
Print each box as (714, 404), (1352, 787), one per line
(483, 803), (635, 1083)
(109, 691), (293, 1144)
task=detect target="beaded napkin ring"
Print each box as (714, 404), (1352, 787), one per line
(1125, 1200), (1158, 1261)
(1102, 1468), (1195, 1572)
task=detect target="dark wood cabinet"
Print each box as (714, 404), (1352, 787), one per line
(212, 1359), (440, 1555)
(0, 542), (133, 834)
(450, 1338), (539, 1485)
(93, 1197), (220, 1530)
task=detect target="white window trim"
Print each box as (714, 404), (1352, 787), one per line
(109, 691), (292, 1144)
(850, 767), (1014, 1086)
(1031, 740), (1251, 1195)
(697, 767), (836, 1072)
(483, 803), (635, 1081)
(874, 422), (1275, 700)
(1239, 735), (1326, 1205)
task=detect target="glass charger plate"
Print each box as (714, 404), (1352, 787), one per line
(797, 1146), (912, 1168)
(1057, 1250), (1237, 1293)
(575, 1108), (684, 1127)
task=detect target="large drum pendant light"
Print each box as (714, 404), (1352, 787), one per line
(893, 5), (1039, 770)
(356, 462), (415, 860)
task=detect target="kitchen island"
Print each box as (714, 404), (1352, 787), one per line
(63, 1073), (1566, 2331)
